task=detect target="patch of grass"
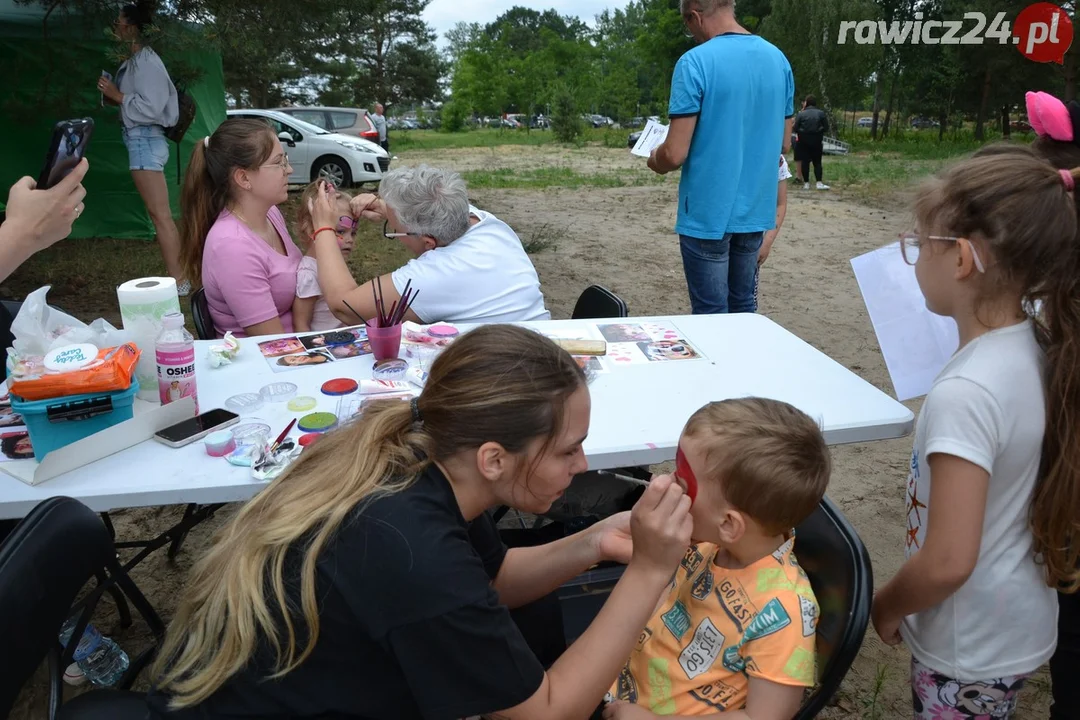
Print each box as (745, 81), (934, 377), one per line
(393, 128), (556, 151)
(462, 166), (663, 190)
(842, 128), (1034, 159)
(391, 127), (633, 152)
(859, 664), (889, 720)
(520, 222), (569, 254)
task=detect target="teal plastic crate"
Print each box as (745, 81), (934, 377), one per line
(10, 379), (140, 460)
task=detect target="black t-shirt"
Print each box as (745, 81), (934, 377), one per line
(146, 464), (545, 719)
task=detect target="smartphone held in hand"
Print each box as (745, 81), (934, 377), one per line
(37, 118), (94, 191)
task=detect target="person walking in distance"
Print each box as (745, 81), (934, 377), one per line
(646, 0), (795, 315)
(372, 103), (388, 153)
(794, 95), (830, 190)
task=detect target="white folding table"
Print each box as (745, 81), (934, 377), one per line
(0, 314), (913, 520)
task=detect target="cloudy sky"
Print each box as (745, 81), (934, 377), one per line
(424, 0), (633, 45)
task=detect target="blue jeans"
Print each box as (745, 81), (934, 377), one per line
(679, 233), (764, 314)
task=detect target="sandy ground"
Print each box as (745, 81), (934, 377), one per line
(10, 146), (1054, 718)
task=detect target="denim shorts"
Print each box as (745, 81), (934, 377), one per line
(122, 124), (169, 172)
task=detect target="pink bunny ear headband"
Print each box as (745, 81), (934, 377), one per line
(1025, 92), (1080, 191)
(1026, 90), (1080, 143)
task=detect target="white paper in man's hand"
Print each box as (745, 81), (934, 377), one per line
(850, 242), (958, 401)
(631, 119), (669, 158)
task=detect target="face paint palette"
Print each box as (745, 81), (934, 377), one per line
(321, 378), (358, 396)
(260, 382), (298, 403)
(298, 412), (338, 433)
(675, 446), (698, 505)
(287, 396), (318, 412)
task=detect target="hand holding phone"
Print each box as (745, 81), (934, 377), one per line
(1, 157), (87, 266)
(38, 118), (94, 191)
(99, 71), (113, 107)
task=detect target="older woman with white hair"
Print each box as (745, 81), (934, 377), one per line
(312, 165), (550, 325)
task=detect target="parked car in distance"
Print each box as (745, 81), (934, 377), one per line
(857, 117), (873, 127)
(1011, 119), (1033, 133)
(910, 116), (940, 129)
(227, 109), (390, 188)
(272, 106), (380, 143)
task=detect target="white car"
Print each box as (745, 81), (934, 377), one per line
(225, 109), (390, 187)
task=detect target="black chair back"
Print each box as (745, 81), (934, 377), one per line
(571, 285), (628, 320)
(792, 496), (874, 719)
(190, 288), (215, 341)
(0, 497), (164, 719)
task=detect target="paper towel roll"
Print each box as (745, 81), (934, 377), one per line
(117, 277), (181, 401)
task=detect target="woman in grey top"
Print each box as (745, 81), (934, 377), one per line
(96, 0), (187, 294)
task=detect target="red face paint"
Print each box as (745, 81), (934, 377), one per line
(675, 446), (698, 505)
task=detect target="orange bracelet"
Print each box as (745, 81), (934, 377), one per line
(312, 226), (336, 240)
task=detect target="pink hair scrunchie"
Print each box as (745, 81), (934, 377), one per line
(1061, 168), (1075, 191)
(1027, 91), (1074, 142)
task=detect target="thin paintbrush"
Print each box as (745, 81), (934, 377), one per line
(399, 289), (418, 323)
(370, 281), (380, 326)
(376, 276), (385, 326)
(343, 300), (364, 323)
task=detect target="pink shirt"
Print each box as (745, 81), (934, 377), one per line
(202, 207), (302, 338)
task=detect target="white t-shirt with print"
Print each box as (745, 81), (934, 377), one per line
(779, 155), (792, 182)
(900, 320), (1057, 681)
(390, 206), (551, 324)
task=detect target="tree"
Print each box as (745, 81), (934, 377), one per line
(551, 84), (583, 142)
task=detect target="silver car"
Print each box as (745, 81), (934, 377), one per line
(227, 109), (389, 187)
(272, 106), (381, 144)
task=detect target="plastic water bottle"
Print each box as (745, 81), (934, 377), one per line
(156, 311), (198, 413)
(58, 617), (130, 687)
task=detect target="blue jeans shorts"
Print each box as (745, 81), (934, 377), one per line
(122, 125), (169, 172)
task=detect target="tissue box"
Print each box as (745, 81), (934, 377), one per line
(10, 379), (140, 460)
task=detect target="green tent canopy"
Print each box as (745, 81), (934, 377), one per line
(0, 0), (226, 239)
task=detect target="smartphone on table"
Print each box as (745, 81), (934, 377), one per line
(37, 118), (94, 190)
(154, 408), (241, 448)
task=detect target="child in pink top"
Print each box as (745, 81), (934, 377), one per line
(201, 206), (302, 338)
(293, 183), (357, 332)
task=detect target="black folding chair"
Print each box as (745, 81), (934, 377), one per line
(571, 285), (629, 320)
(190, 287), (216, 341)
(0, 496), (164, 720)
(792, 496), (874, 719)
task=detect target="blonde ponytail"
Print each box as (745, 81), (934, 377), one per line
(152, 325), (588, 708)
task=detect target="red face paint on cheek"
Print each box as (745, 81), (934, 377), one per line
(676, 446), (698, 505)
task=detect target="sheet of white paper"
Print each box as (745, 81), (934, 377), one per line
(631, 119), (669, 158)
(0, 397), (195, 486)
(850, 242), (958, 401)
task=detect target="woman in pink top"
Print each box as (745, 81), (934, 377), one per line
(180, 118), (302, 338)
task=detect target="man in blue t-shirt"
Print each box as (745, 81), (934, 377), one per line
(647, 0), (795, 315)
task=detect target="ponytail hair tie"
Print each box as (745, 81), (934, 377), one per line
(1061, 169), (1076, 192)
(410, 397), (423, 424)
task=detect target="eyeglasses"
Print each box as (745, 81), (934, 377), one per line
(674, 446), (698, 505)
(898, 231), (986, 273)
(261, 154), (292, 173)
(383, 220), (423, 239)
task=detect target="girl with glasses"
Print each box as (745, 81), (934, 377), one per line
(872, 149), (1080, 720)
